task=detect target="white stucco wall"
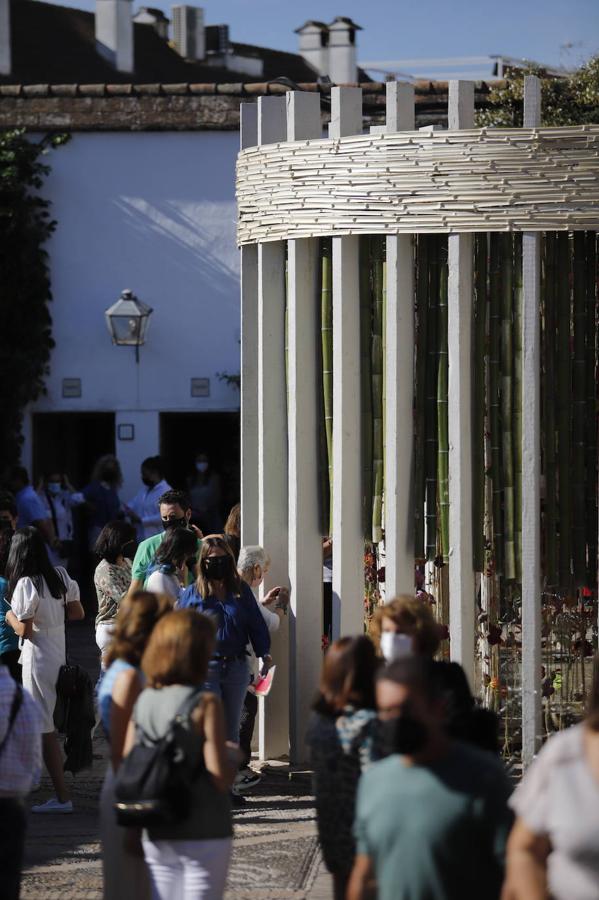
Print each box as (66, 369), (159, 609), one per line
(24, 131), (241, 496)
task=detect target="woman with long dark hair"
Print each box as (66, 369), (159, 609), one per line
(5, 527), (85, 813)
(94, 520), (137, 666)
(145, 526), (199, 605)
(179, 535), (270, 746)
(306, 636), (381, 900)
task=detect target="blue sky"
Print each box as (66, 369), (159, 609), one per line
(60, 0), (599, 71)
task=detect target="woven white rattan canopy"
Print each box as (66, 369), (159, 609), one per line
(236, 125), (599, 245)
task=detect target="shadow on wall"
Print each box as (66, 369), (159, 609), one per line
(113, 196), (239, 305)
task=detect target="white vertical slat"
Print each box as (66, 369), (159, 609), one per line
(330, 86), (364, 638)
(447, 81), (475, 685)
(240, 103), (259, 545)
(522, 74), (542, 766)
(257, 95), (289, 760)
(385, 82), (415, 600)
(286, 90), (323, 764)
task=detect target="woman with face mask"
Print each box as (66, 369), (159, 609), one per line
(188, 452), (222, 536)
(371, 595), (499, 754)
(178, 536), (271, 758)
(145, 527), (199, 606)
(94, 520), (138, 667)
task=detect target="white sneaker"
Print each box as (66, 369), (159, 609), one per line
(31, 798), (73, 814)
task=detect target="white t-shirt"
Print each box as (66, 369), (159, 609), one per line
(510, 724), (599, 900)
(146, 569), (181, 605)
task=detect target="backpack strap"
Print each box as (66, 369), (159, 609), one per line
(0, 684), (23, 758)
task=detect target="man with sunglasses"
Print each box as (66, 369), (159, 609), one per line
(127, 490), (202, 598)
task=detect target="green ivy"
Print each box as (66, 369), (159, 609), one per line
(476, 55), (599, 127)
(0, 130), (69, 472)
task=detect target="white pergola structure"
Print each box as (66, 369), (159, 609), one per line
(237, 77), (599, 765)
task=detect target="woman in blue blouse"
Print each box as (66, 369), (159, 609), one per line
(179, 534), (271, 744)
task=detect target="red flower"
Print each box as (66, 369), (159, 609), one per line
(321, 634), (330, 652)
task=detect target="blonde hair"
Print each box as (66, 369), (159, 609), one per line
(370, 595), (440, 658)
(104, 590), (173, 668)
(142, 609), (216, 687)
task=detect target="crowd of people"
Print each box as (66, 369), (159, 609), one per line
(0, 455), (598, 900)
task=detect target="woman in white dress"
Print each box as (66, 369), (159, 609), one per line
(5, 527), (85, 813)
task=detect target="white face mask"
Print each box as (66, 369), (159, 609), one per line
(380, 632), (413, 663)
(196, 462), (209, 473)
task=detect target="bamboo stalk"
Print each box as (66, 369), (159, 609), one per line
(489, 233), (504, 576)
(360, 237), (374, 539)
(437, 245), (449, 562)
(425, 235), (440, 561)
(472, 233), (487, 572)
(371, 237), (385, 544)
(556, 231), (573, 591)
(512, 234), (523, 585)
(572, 231), (587, 585)
(500, 233), (516, 581)
(543, 233), (558, 587)
(585, 231), (597, 585)
(321, 238), (334, 535)
(414, 236), (428, 561)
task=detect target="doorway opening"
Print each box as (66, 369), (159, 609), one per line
(32, 412), (116, 488)
(160, 412), (240, 528)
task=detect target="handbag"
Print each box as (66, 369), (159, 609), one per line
(113, 689), (203, 827)
(55, 572), (80, 701)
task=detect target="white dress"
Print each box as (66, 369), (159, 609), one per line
(11, 567), (80, 733)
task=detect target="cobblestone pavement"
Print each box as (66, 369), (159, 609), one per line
(20, 622), (333, 900)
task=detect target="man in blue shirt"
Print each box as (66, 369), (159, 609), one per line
(5, 466), (57, 550)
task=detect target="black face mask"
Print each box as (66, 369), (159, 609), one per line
(0, 519), (14, 533)
(162, 516), (187, 531)
(203, 556), (232, 581)
(142, 477), (155, 487)
(380, 714), (429, 756)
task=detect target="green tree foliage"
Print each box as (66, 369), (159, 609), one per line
(0, 130), (68, 472)
(476, 55), (599, 127)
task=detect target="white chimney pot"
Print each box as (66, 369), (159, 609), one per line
(0, 0), (11, 76)
(96, 0), (134, 74)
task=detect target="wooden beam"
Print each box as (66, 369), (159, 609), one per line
(286, 90), (323, 764)
(521, 75), (542, 766)
(240, 102), (258, 545)
(330, 87), (364, 637)
(385, 81), (415, 599)
(447, 81), (475, 684)
(257, 95), (289, 760)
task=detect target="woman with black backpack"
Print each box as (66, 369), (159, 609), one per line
(4, 527), (85, 813)
(122, 608), (237, 899)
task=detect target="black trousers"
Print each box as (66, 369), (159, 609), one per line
(0, 798), (26, 900)
(239, 690), (258, 769)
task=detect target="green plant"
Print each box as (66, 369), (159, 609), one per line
(0, 129), (68, 473)
(476, 55), (599, 127)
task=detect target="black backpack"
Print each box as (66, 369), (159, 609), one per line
(113, 689), (203, 827)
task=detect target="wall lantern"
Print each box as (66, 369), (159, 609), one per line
(105, 289), (153, 362)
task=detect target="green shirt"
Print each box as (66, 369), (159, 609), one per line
(131, 532), (201, 586)
(131, 533), (164, 583)
(354, 743), (513, 900)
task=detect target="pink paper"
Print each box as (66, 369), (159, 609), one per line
(254, 665), (276, 697)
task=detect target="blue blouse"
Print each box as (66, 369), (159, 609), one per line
(179, 581), (270, 660)
(97, 658), (136, 738)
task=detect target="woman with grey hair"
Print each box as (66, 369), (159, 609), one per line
(235, 545), (289, 795)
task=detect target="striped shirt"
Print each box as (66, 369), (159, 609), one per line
(0, 665), (42, 797)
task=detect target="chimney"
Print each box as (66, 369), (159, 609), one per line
(0, 0), (10, 76)
(295, 20), (329, 77)
(172, 5), (205, 61)
(96, 0), (134, 73)
(133, 7), (170, 40)
(328, 17), (361, 84)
